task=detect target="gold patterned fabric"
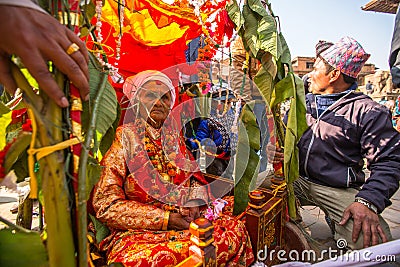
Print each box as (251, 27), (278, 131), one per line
(92, 119), (254, 266)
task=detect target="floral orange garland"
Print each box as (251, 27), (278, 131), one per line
(197, 39), (216, 94)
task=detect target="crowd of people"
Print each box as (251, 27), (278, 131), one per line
(1, 0), (400, 266)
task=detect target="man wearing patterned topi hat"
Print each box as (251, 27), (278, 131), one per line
(271, 36), (400, 249)
(302, 40), (334, 93)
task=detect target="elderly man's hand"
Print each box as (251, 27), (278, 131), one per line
(0, 6), (89, 107)
(180, 199), (202, 223)
(180, 206), (200, 223)
(167, 213), (190, 231)
(339, 202), (388, 248)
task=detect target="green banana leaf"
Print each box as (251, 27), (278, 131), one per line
(241, 5), (261, 59)
(0, 100), (11, 115)
(247, 0), (281, 61)
(82, 53), (119, 153)
(227, 0), (307, 218)
(233, 104), (260, 215)
(0, 103), (11, 150)
(271, 73), (307, 217)
(225, 0), (243, 30)
(86, 156), (102, 199)
(3, 131), (31, 177)
(278, 33), (292, 71)
(254, 65), (275, 104)
(0, 228), (48, 267)
(233, 144), (260, 215)
(89, 214), (110, 244)
(99, 104), (121, 156)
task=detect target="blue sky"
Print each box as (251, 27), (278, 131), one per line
(270, 0), (397, 70)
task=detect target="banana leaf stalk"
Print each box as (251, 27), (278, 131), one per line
(77, 63), (109, 267)
(11, 64), (76, 267)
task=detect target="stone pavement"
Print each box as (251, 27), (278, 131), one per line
(0, 186), (40, 230)
(0, 187), (20, 227)
(300, 188), (400, 265)
(301, 187), (400, 241)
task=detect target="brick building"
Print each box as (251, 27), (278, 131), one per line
(291, 56), (314, 78)
(292, 56), (375, 86)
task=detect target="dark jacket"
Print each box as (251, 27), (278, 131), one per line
(298, 91), (400, 213)
(390, 6), (400, 88)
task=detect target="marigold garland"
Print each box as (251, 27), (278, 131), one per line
(197, 39), (215, 94)
(191, 0), (237, 49)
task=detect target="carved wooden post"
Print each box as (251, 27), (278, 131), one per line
(246, 188), (286, 265)
(189, 217), (216, 267)
(246, 190), (267, 258)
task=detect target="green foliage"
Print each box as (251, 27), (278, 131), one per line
(0, 228), (48, 267)
(273, 74), (307, 182)
(3, 131), (31, 182)
(254, 65), (274, 103)
(99, 104), (121, 156)
(233, 104), (260, 215)
(239, 104), (261, 151)
(10, 151), (29, 183)
(0, 102), (11, 150)
(278, 33), (293, 71)
(79, 0), (96, 37)
(248, 0), (281, 61)
(89, 214), (110, 243)
(86, 156), (102, 199)
(0, 100), (11, 115)
(82, 53), (119, 153)
(227, 0), (307, 218)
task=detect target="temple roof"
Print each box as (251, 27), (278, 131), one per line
(361, 0), (399, 14)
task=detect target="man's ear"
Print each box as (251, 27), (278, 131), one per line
(329, 69), (341, 82)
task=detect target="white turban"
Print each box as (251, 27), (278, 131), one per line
(123, 70), (176, 108)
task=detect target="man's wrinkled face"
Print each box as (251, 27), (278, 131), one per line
(138, 81), (172, 124)
(309, 57), (332, 95)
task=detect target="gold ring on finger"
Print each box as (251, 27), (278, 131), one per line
(66, 43), (80, 55)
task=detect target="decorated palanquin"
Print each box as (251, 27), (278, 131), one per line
(175, 175), (310, 267)
(246, 184), (287, 266)
(0, 0), (308, 266)
(84, 0), (309, 266)
(89, 0), (233, 91)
